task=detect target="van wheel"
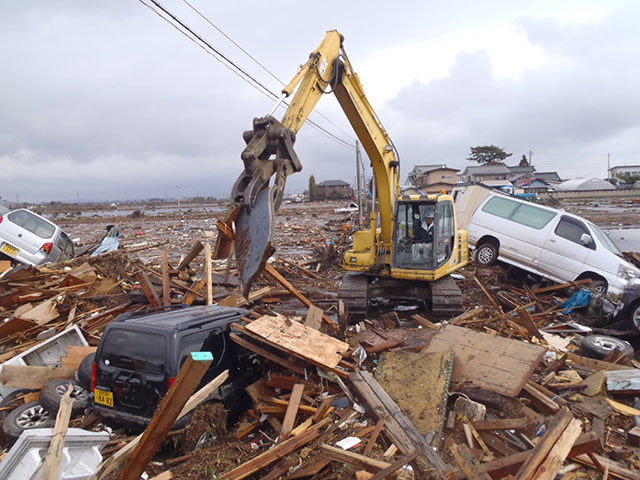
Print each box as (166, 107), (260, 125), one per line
(628, 301), (640, 332)
(475, 243), (498, 266)
(589, 280), (608, 297)
(2, 401), (55, 445)
(581, 335), (633, 360)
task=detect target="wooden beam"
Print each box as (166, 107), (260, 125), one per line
(454, 431), (599, 480)
(280, 383), (304, 440)
(472, 418), (527, 431)
(183, 279), (206, 306)
(41, 384), (74, 480)
(137, 271), (160, 308)
(220, 416), (332, 480)
(513, 406), (573, 480)
(448, 441), (491, 480)
(117, 352), (213, 480)
(411, 313), (439, 329)
(320, 444), (391, 472)
(305, 305), (323, 330)
(369, 450), (420, 480)
(364, 418), (385, 455)
(0, 365), (76, 389)
(162, 248), (171, 307)
(264, 264), (335, 330)
(473, 276), (500, 309)
(531, 279), (591, 294)
(531, 418), (581, 480)
(177, 241), (203, 271)
(521, 382), (560, 414)
(205, 243), (213, 306)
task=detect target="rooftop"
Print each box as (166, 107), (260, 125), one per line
(317, 179), (350, 187)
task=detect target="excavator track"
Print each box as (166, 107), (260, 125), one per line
(429, 274), (464, 319)
(338, 273), (464, 321)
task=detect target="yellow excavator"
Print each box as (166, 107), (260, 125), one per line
(215, 30), (469, 318)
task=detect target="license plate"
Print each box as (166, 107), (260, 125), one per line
(1, 244), (18, 257)
(94, 388), (114, 407)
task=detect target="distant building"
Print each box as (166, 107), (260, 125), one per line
(555, 178), (615, 191)
(513, 176), (552, 193)
(316, 179), (352, 199)
(461, 164), (511, 183)
(609, 165), (640, 180)
(507, 164), (536, 177)
(534, 172), (563, 183)
(406, 164), (459, 193)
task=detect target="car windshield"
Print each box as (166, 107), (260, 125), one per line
(7, 210), (56, 239)
(101, 329), (166, 375)
(588, 222), (623, 257)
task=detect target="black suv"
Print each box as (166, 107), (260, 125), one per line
(90, 305), (257, 428)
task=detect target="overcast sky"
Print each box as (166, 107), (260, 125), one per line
(1, 0), (639, 203)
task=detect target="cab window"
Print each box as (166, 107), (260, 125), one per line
(555, 217), (595, 249)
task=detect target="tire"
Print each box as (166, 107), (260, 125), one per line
(2, 401), (55, 445)
(0, 389), (33, 421)
(589, 280), (608, 297)
(40, 379), (89, 416)
(76, 353), (95, 391)
(629, 301), (640, 332)
(581, 335), (634, 360)
(475, 243), (498, 266)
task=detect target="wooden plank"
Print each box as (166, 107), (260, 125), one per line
(320, 444), (391, 472)
(280, 383), (304, 440)
(411, 313), (439, 329)
(364, 419), (385, 455)
(422, 324), (545, 397)
(369, 450), (420, 480)
(574, 453), (640, 480)
(245, 313), (348, 369)
(205, 242), (213, 306)
(305, 305), (323, 330)
(448, 306), (485, 326)
(264, 264), (335, 330)
(61, 346), (97, 369)
(220, 416), (332, 480)
(0, 365), (76, 389)
(19, 297), (59, 326)
(177, 241), (203, 271)
(566, 352), (633, 371)
(521, 382), (560, 414)
(41, 385), (74, 480)
(149, 472), (173, 480)
(473, 276), (500, 308)
(513, 406), (573, 480)
(532, 279), (591, 294)
(349, 370), (451, 475)
(448, 441), (491, 480)
(531, 418), (581, 480)
(313, 395), (336, 422)
(472, 418), (527, 431)
(229, 332), (305, 375)
(117, 352), (213, 480)
(183, 278), (205, 306)
(453, 431), (599, 480)
(137, 271), (160, 308)
(162, 248), (171, 307)
(0, 317), (35, 340)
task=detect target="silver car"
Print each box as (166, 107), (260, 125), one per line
(0, 209), (73, 266)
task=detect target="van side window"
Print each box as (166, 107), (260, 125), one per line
(510, 204), (557, 229)
(8, 210), (56, 239)
(481, 197), (519, 219)
(555, 217), (594, 249)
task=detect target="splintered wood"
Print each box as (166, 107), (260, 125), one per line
(245, 313), (348, 369)
(422, 324), (545, 397)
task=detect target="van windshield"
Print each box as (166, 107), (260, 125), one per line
(588, 222), (622, 257)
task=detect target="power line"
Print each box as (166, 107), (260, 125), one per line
(140, 0), (355, 151)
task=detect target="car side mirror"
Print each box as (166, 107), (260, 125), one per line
(580, 233), (592, 246)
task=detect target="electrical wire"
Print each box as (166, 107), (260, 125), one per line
(181, 0), (357, 144)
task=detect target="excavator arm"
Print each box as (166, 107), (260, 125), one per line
(217, 30), (400, 294)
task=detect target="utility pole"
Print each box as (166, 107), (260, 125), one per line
(355, 141), (363, 225)
(528, 150), (533, 168)
(607, 153), (610, 179)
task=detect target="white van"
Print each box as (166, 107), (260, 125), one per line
(454, 185), (640, 296)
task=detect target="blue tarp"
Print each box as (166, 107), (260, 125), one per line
(560, 289), (591, 314)
(91, 226), (120, 256)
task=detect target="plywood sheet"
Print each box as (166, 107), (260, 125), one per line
(245, 314), (348, 369)
(376, 350), (453, 445)
(422, 324), (545, 397)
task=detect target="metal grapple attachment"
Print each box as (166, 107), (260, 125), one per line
(216, 116), (301, 295)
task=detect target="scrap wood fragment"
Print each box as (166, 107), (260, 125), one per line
(453, 431), (599, 480)
(448, 306), (485, 326)
(471, 418), (527, 431)
(264, 263), (336, 331)
(411, 313), (439, 329)
(320, 444), (392, 472)
(513, 406), (573, 480)
(448, 440), (491, 480)
(177, 241), (203, 271)
(96, 370), (230, 480)
(565, 352), (633, 372)
(244, 313), (348, 370)
(531, 279), (591, 294)
(41, 384), (74, 480)
(473, 275), (501, 309)
(368, 450), (421, 480)
(574, 453), (640, 480)
(117, 352), (214, 480)
(520, 382), (560, 414)
(348, 370), (452, 476)
(530, 418), (581, 480)
(220, 416), (333, 480)
(136, 271), (160, 307)
(280, 383), (305, 440)
(229, 331), (305, 375)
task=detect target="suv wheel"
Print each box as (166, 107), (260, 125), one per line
(581, 334), (633, 360)
(475, 243), (498, 266)
(40, 379), (89, 416)
(2, 401), (55, 445)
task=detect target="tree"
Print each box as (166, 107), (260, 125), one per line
(467, 145), (512, 165)
(308, 175), (318, 201)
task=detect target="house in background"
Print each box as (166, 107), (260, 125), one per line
(535, 172), (563, 184)
(316, 179), (352, 199)
(609, 165), (640, 181)
(406, 164), (459, 193)
(513, 176), (552, 193)
(461, 163), (511, 183)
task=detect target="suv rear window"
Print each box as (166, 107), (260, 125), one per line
(482, 196), (556, 230)
(8, 210), (56, 239)
(482, 197), (519, 219)
(101, 329), (167, 374)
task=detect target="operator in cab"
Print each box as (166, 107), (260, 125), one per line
(414, 209), (434, 243)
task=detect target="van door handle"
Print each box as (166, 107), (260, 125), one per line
(548, 238), (556, 243)
(17, 233), (22, 237)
